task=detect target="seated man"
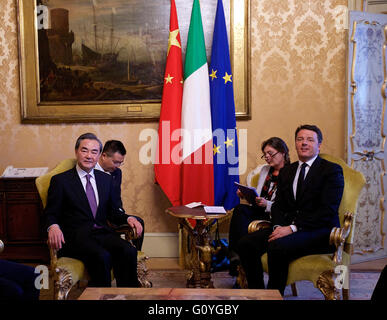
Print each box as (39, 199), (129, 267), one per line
(237, 124), (344, 295)
(0, 259), (40, 300)
(46, 133), (143, 287)
(95, 140), (145, 250)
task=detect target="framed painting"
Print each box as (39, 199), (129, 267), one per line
(17, 0), (250, 123)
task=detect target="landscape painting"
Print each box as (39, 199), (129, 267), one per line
(17, 0), (248, 122)
(38, 0), (230, 103)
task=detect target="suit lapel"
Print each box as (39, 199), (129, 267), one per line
(288, 162), (299, 201)
(95, 171), (107, 219)
(69, 168), (93, 217)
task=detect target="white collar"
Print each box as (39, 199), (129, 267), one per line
(76, 164), (95, 178)
(298, 154), (318, 168)
(95, 162), (111, 175)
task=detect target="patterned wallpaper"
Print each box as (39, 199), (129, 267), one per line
(0, 0), (347, 232)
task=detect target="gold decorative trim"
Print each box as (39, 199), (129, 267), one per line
(53, 267), (73, 300)
(330, 212), (353, 264)
(316, 270), (340, 300)
(247, 219), (271, 233)
(137, 255), (152, 288)
(350, 20), (386, 155)
(349, 19), (386, 254)
(349, 20), (358, 154)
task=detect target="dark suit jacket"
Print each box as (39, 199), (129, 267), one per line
(110, 168), (123, 208)
(271, 156), (344, 231)
(45, 167), (129, 244)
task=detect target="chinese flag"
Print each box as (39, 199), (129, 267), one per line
(154, 0), (183, 206)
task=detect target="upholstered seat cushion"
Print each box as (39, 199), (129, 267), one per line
(261, 251), (350, 286)
(57, 257), (86, 285)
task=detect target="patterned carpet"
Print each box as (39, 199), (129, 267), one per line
(147, 270), (381, 300)
(42, 269), (380, 300)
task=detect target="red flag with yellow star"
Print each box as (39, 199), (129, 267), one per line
(154, 0), (183, 206)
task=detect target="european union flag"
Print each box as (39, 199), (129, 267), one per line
(209, 0), (239, 210)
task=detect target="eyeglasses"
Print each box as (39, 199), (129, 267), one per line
(260, 151), (279, 160)
(112, 160), (124, 166)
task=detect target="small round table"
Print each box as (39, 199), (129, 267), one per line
(166, 205), (228, 288)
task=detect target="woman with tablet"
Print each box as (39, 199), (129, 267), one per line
(228, 137), (290, 278)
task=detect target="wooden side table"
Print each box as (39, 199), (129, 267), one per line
(166, 205), (228, 289)
(0, 178), (49, 262)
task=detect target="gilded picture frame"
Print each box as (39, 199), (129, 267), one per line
(17, 0), (250, 123)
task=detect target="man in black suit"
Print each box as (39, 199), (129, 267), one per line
(237, 125), (344, 295)
(46, 133), (143, 287)
(96, 140), (145, 250)
(0, 259), (40, 300)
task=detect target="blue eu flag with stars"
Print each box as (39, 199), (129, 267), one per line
(209, 0), (239, 210)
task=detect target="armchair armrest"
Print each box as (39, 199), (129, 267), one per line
(247, 220), (272, 233)
(0, 239), (4, 253)
(108, 222), (138, 242)
(329, 212), (353, 265)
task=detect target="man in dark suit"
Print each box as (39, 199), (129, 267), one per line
(0, 259), (40, 300)
(95, 140), (145, 250)
(237, 124), (344, 295)
(46, 133), (143, 287)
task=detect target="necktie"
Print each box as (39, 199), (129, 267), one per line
(85, 174), (97, 218)
(296, 162), (307, 200)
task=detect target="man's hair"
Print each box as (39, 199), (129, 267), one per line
(261, 137), (290, 164)
(295, 124), (323, 144)
(103, 140), (126, 156)
(75, 133), (103, 153)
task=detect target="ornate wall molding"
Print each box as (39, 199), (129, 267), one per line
(349, 18), (386, 254)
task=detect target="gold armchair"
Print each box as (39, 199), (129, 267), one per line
(35, 159), (151, 300)
(0, 239), (4, 253)
(237, 154), (365, 300)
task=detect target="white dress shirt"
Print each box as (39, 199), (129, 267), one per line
(95, 162), (110, 175)
(292, 155), (319, 200)
(287, 155), (318, 233)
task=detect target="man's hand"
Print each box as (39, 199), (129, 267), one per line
(127, 216), (143, 237)
(268, 226), (293, 242)
(48, 224), (65, 250)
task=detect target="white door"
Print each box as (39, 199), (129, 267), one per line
(347, 10), (387, 262)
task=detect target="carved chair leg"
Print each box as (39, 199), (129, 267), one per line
(342, 288), (349, 300)
(291, 283), (298, 296)
(316, 270), (340, 300)
(52, 267), (73, 300)
(137, 256), (152, 288)
(236, 265), (248, 289)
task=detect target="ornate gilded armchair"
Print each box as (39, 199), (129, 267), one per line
(237, 154), (365, 300)
(35, 159), (151, 300)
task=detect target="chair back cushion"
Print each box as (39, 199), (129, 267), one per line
(35, 159), (77, 208)
(246, 164), (265, 188)
(319, 153), (365, 245)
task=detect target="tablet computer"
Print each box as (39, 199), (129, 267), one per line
(234, 182), (259, 206)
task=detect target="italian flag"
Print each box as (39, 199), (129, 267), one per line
(181, 0), (214, 206)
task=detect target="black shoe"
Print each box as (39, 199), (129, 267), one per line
(228, 252), (241, 277)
